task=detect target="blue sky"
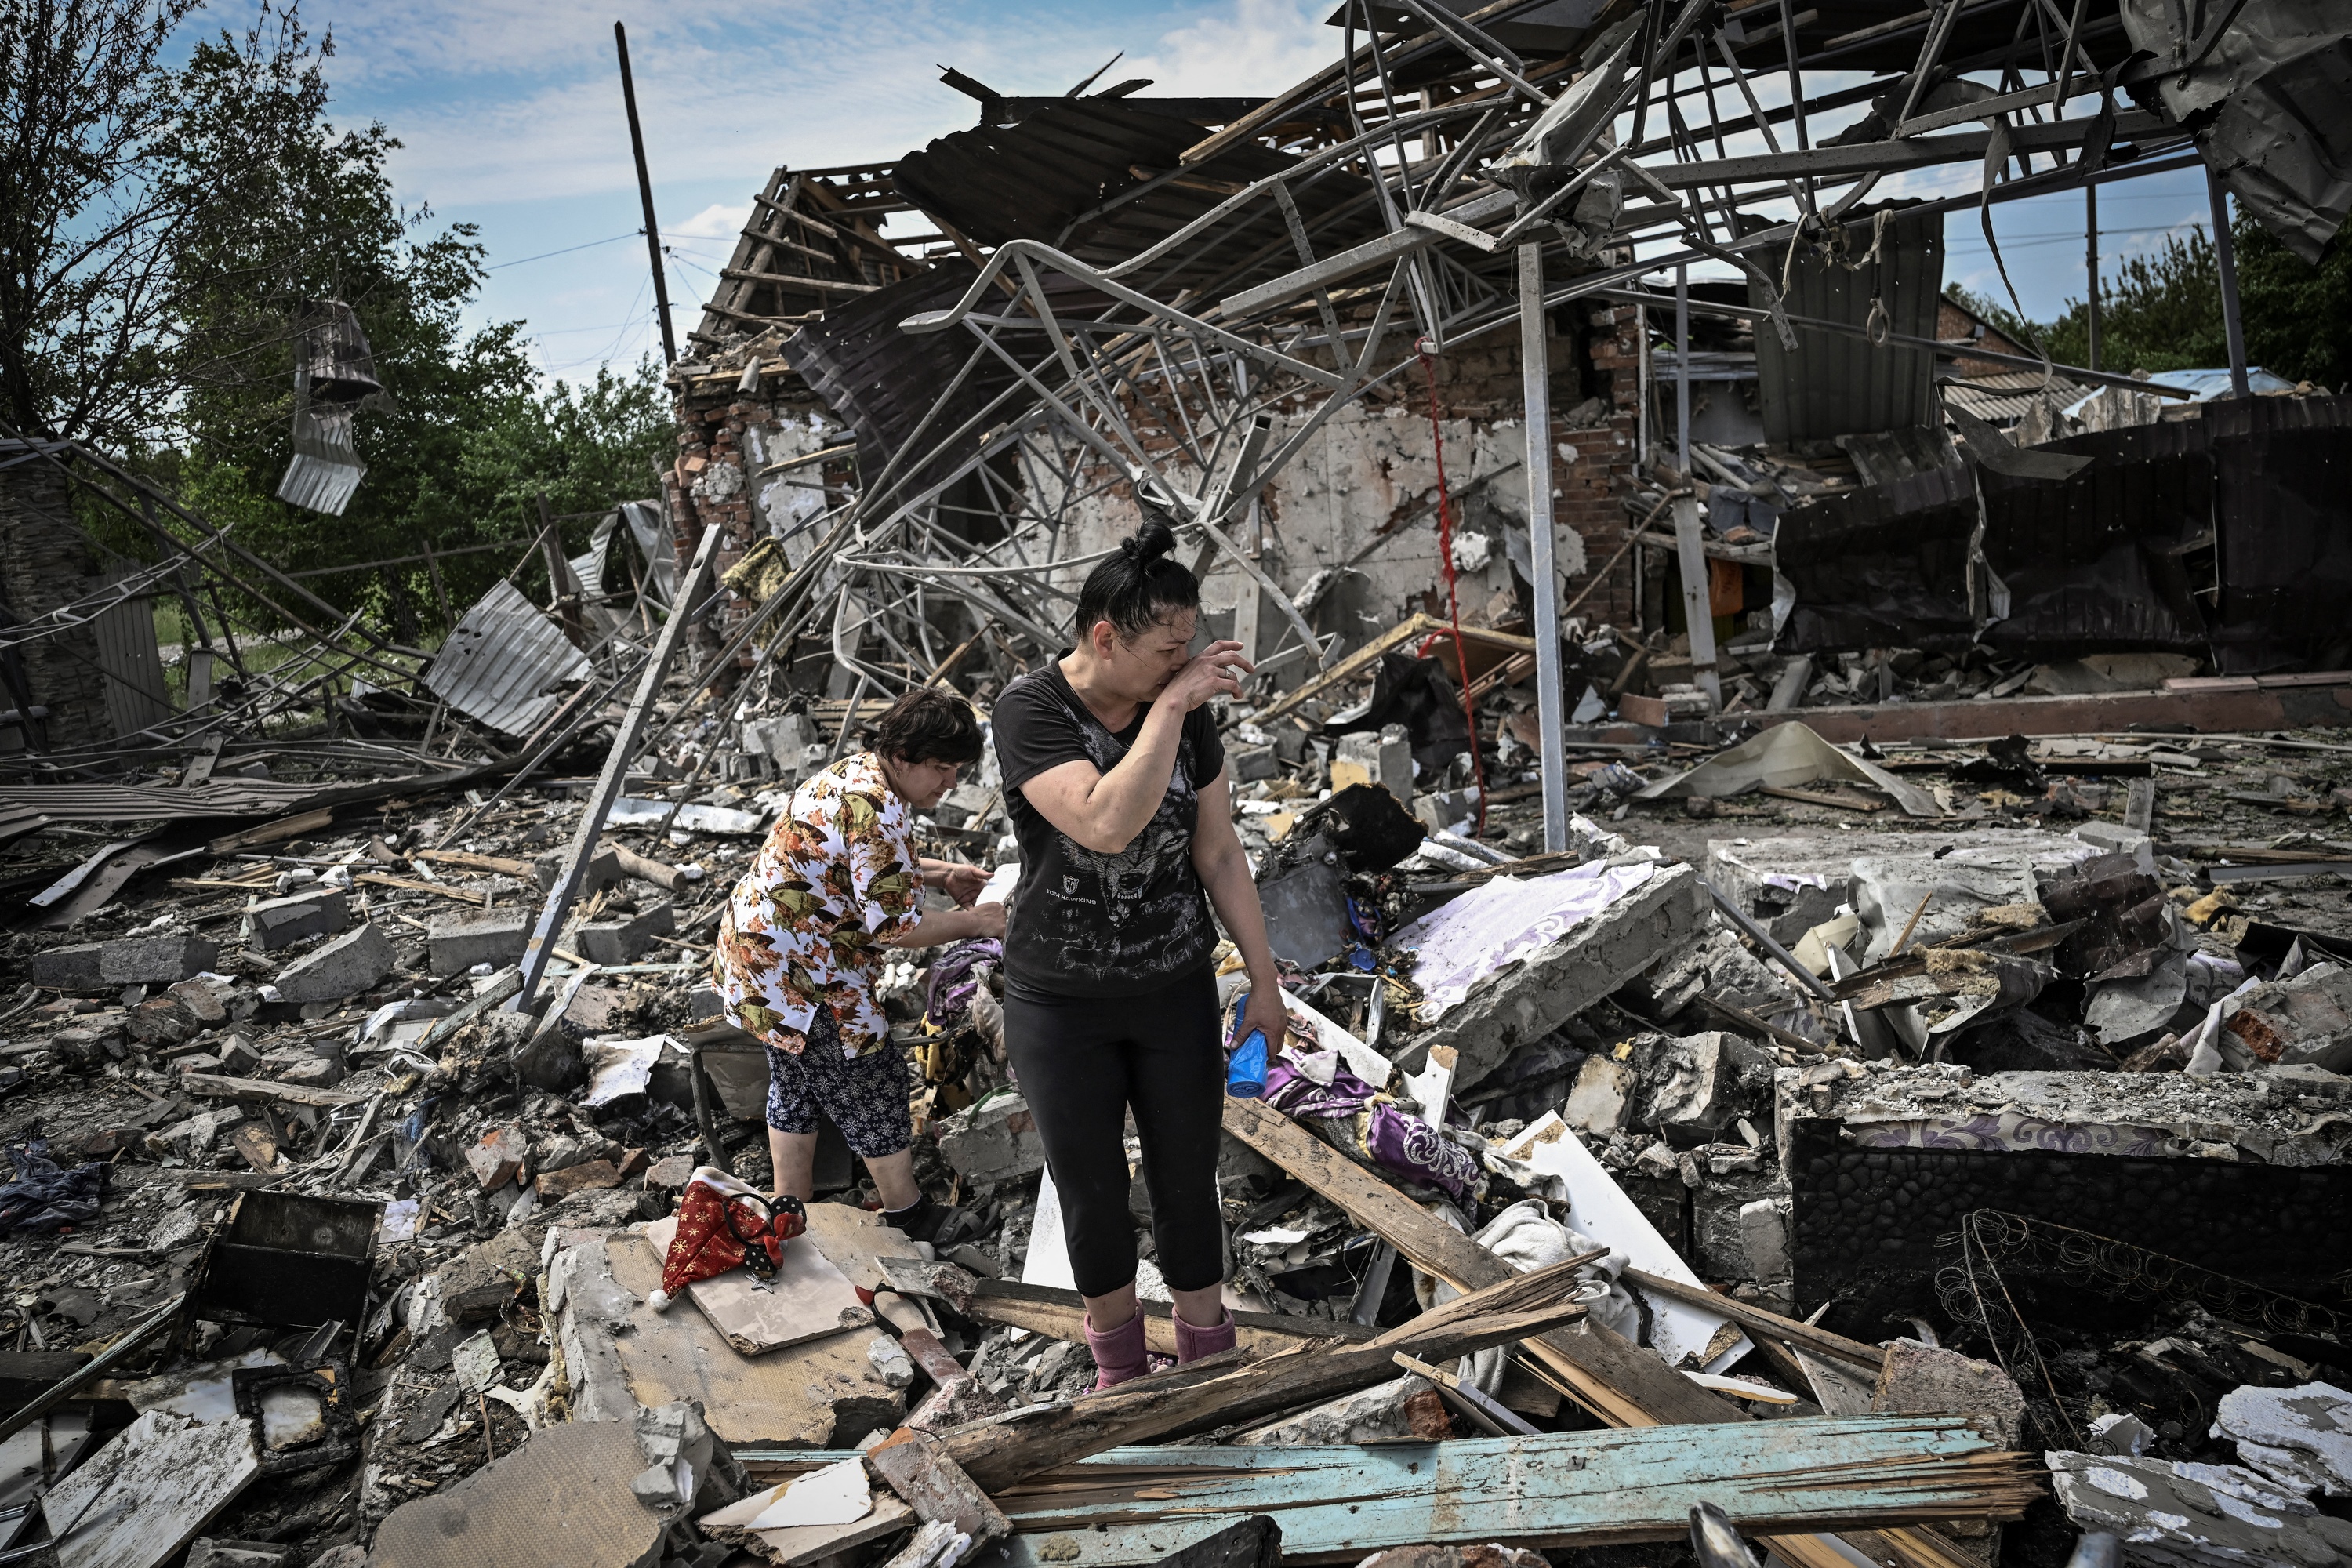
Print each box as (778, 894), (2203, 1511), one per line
(299, 0), (2220, 383)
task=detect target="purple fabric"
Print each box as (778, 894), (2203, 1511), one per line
(1262, 1058), (1477, 1203)
(924, 938), (1003, 1028)
(1363, 1102), (1479, 1203)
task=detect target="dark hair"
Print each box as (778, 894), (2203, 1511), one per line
(1074, 519), (1200, 641)
(873, 686), (983, 766)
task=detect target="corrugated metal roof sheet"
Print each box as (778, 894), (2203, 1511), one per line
(1944, 370), (2091, 426)
(420, 579), (593, 737)
(1755, 204), (1943, 444)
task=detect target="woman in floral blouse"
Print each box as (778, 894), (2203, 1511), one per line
(712, 686), (1001, 1241)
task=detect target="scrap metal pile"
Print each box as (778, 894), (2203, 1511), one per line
(5, 2), (2352, 1567)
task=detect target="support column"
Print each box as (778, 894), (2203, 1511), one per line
(2207, 170), (2249, 398)
(1518, 244), (1568, 853)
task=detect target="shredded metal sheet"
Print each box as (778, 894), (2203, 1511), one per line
(420, 579), (593, 737)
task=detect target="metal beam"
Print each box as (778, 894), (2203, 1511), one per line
(1638, 110), (2165, 187)
(1218, 190), (1514, 318)
(2208, 169), (2251, 397)
(510, 521), (724, 1013)
(1518, 244), (1566, 854)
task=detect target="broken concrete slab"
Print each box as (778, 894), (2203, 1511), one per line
(2045, 1448), (2352, 1568)
(272, 922), (393, 1004)
(1635, 1031), (1773, 1148)
(936, 1091), (1047, 1185)
(240, 889), (351, 952)
(1233, 1374), (1449, 1446)
(1870, 1339), (2024, 1447)
(1561, 1054), (1635, 1137)
(1398, 862), (1708, 1092)
(535, 846), (624, 895)
(426, 909), (530, 977)
(466, 1124), (528, 1190)
(576, 898), (676, 967)
(2215, 1381), (2352, 1499)
(548, 1229), (906, 1448)
(368, 1415), (666, 1568)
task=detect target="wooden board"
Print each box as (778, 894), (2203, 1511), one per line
(43, 1409), (260, 1568)
(984, 1420), (2034, 1566)
(641, 1215), (871, 1356)
(177, 1072), (367, 1108)
(1221, 1098), (1738, 1428)
(699, 1483), (916, 1566)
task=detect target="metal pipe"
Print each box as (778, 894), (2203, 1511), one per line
(2207, 169), (2249, 397)
(1519, 243), (1568, 855)
(615, 22), (678, 365)
(1705, 877), (1837, 1004)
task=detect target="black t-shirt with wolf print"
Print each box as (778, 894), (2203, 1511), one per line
(993, 659), (1226, 1001)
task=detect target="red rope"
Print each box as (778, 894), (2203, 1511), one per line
(1417, 339), (1488, 836)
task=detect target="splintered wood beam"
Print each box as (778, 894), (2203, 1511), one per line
(1220, 1098), (1740, 1428)
(978, 1420), (2038, 1566)
(936, 1301), (1585, 1494)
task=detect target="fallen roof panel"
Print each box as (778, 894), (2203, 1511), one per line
(419, 579), (593, 738)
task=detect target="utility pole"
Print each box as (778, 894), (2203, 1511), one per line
(2085, 183), (2101, 373)
(615, 21), (678, 365)
(1518, 243), (1566, 854)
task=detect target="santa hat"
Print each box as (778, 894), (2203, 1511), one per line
(648, 1167), (808, 1311)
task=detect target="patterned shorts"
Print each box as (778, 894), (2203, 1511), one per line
(764, 1005), (912, 1156)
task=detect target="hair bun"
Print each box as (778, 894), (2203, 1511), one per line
(1123, 519), (1177, 566)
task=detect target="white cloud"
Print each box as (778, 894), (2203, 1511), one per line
(672, 201), (752, 239)
(1124, 0), (1333, 96)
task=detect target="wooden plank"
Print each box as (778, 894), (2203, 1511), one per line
(937, 1299), (1586, 1494)
(982, 1420), (2035, 1566)
(44, 1408), (260, 1568)
(1245, 614), (1443, 728)
(354, 870), (491, 906)
(641, 1216), (872, 1356)
(1619, 1269), (1886, 1372)
(414, 848), (535, 877)
(1732, 674), (2352, 744)
(176, 1072), (368, 1108)
(1220, 1098), (1739, 1428)
(207, 808), (335, 855)
(950, 1276), (1381, 1360)
(867, 1428), (1010, 1545)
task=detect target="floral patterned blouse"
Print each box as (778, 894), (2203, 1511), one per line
(713, 751), (922, 1058)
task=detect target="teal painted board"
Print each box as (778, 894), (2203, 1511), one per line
(972, 1416), (2028, 1567)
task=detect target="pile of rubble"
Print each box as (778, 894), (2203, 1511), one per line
(8, 0), (2352, 1564)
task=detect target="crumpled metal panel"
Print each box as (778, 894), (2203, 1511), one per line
(1775, 395), (2352, 667)
(2122, 0), (2352, 263)
(420, 578), (592, 737)
(1753, 205), (1944, 445)
(891, 98), (1383, 293)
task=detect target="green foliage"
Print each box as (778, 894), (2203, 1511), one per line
(2029, 220), (2348, 388)
(4, 1), (673, 647)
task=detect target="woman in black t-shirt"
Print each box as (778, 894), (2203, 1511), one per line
(993, 520), (1287, 1390)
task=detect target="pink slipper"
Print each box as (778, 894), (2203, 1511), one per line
(1173, 1309), (1236, 1364)
(1085, 1312), (1149, 1392)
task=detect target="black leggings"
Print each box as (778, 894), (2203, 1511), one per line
(1002, 969), (1226, 1298)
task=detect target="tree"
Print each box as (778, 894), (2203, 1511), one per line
(2038, 220), (2350, 389)
(2, 0), (673, 647)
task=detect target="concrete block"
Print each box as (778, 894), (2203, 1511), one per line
(276, 1055), (345, 1091)
(241, 889), (352, 951)
(274, 922), (394, 1003)
(99, 933), (220, 986)
(427, 910), (530, 976)
(2048, 1450), (2352, 1567)
(1232, 744), (1279, 783)
(1637, 1030), (1772, 1146)
(1332, 724), (1411, 797)
(644, 1153), (697, 1192)
(533, 847), (623, 895)
(1871, 1338), (2025, 1447)
(1561, 1055), (1635, 1137)
(1737, 1196), (1792, 1284)
(166, 978), (227, 1023)
(1401, 862), (1708, 1094)
(467, 1124), (528, 1190)
(937, 1091), (1047, 1185)
(1235, 1374), (1450, 1446)
(25, 944), (103, 989)
(576, 898), (675, 966)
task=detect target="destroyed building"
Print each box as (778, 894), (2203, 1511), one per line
(5, 2), (2352, 1567)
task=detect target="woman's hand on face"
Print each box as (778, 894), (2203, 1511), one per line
(1162, 640), (1255, 712)
(1240, 985), (1289, 1055)
(967, 902), (1007, 940)
(938, 863), (988, 907)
